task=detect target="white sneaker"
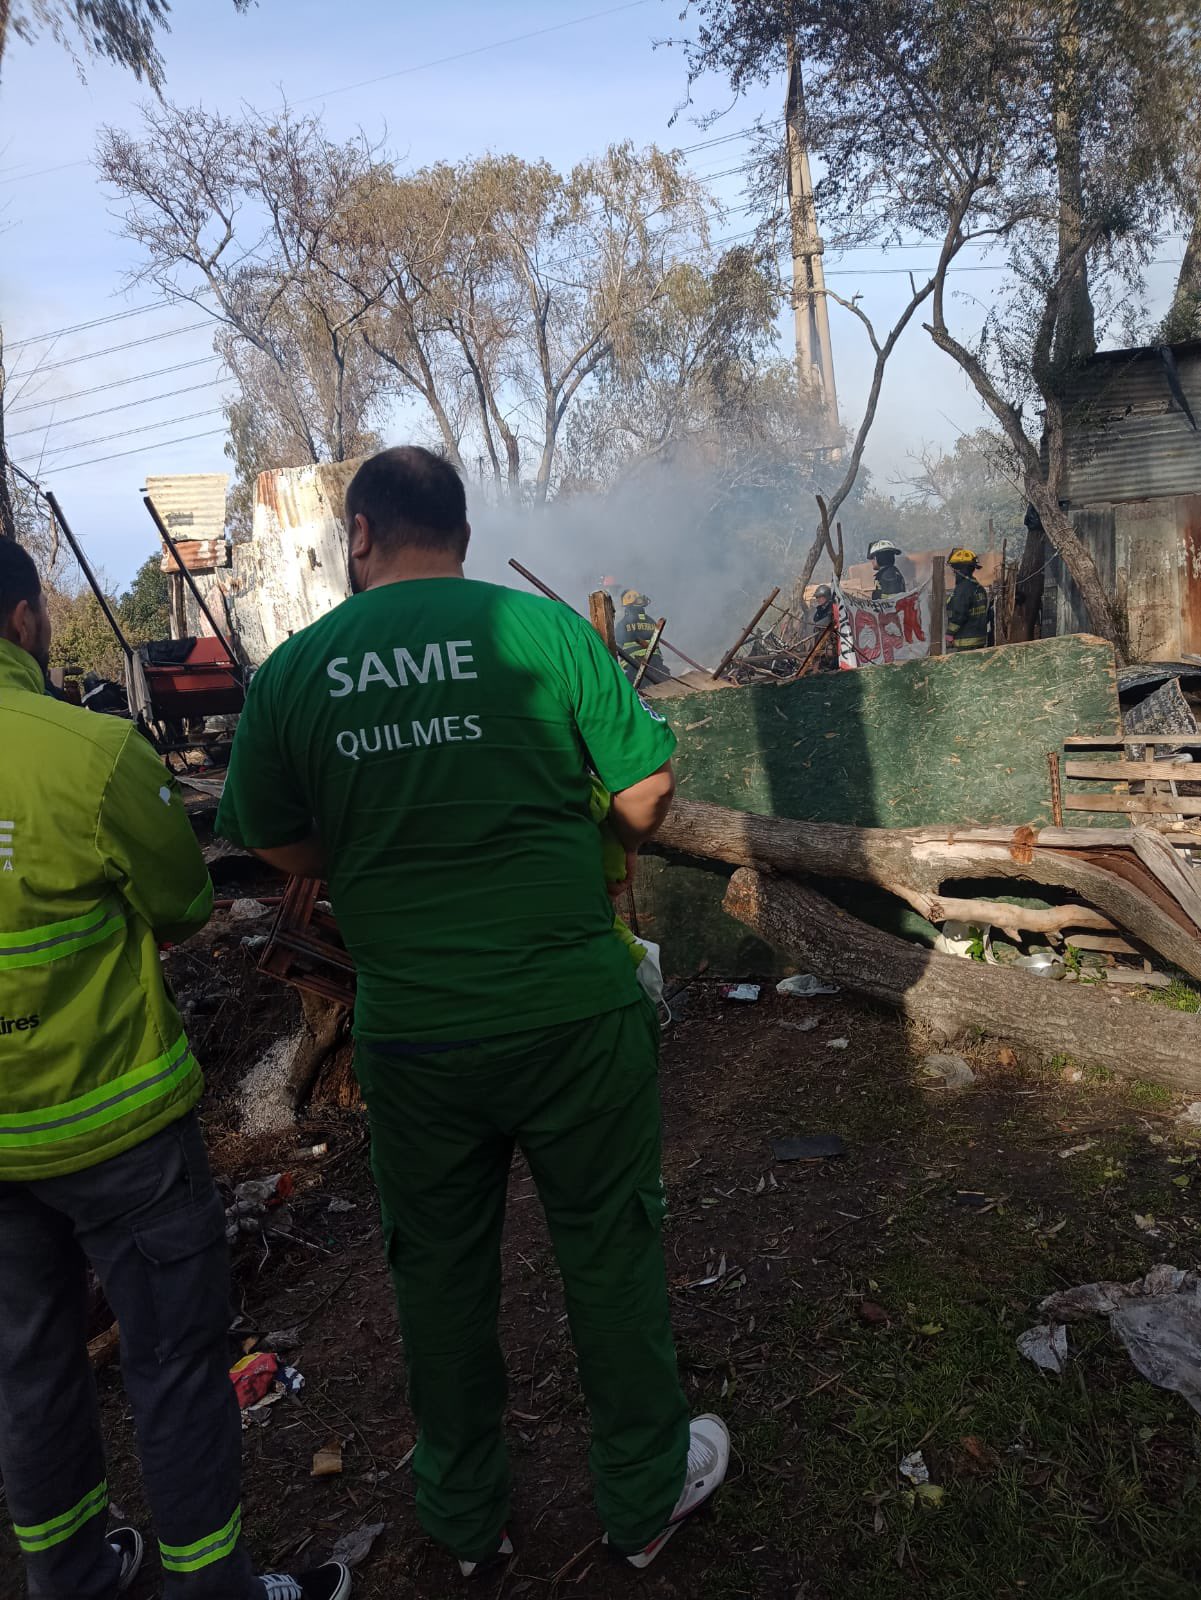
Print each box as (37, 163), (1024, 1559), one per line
(458, 1532), (513, 1578)
(108, 1526), (144, 1594)
(608, 1414), (730, 1570)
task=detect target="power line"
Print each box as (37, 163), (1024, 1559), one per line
(6, 300), (194, 351)
(0, 158), (91, 186)
(15, 428), (228, 479)
(7, 377), (232, 439)
(33, 407), (224, 460)
(7, 356), (223, 415)
(14, 320), (214, 376)
(296, 0), (654, 105)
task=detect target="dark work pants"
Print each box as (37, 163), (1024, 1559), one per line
(0, 1114), (257, 1600)
(356, 998), (690, 1564)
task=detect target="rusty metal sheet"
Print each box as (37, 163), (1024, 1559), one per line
(160, 537), (230, 575)
(143, 473), (228, 543)
(223, 462), (360, 664)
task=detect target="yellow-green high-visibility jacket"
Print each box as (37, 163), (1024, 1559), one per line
(0, 638), (213, 1180)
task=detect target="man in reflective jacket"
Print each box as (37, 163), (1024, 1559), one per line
(618, 589), (667, 684)
(0, 541), (347, 1600)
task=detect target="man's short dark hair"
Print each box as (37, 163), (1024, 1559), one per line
(345, 446), (468, 556)
(0, 539), (41, 628)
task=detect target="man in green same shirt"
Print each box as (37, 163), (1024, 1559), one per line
(216, 446), (729, 1577)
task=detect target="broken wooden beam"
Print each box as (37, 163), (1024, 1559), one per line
(723, 868), (1201, 1092)
(652, 798), (1201, 981)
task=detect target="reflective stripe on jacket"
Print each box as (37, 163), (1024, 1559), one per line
(619, 607), (660, 661)
(0, 638), (213, 1179)
(946, 576), (989, 649)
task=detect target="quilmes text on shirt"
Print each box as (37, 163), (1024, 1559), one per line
(326, 640), (481, 761)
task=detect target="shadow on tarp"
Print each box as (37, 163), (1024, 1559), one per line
(640, 635), (1123, 979)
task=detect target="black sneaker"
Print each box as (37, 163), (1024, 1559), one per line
(258, 1563), (352, 1600)
(108, 1526), (144, 1594)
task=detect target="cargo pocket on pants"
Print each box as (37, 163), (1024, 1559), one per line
(133, 1190), (230, 1364)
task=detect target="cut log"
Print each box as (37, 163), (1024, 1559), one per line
(723, 868), (1201, 1093)
(654, 799), (1201, 981)
(286, 993), (348, 1110)
(1131, 828), (1201, 930)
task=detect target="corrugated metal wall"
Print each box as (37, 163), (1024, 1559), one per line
(1060, 349), (1201, 505)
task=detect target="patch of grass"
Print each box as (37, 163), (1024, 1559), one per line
(704, 1200), (1201, 1600)
(1126, 1080), (1176, 1109)
(1145, 977), (1201, 1014)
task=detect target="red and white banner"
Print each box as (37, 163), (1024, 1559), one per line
(833, 583), (929, 669)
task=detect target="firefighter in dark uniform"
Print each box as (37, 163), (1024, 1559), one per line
(867, 539), (906, 600)
(618, 589), (667, 684)
(811, 583), (837, 672)
(945, 548), (990, 650)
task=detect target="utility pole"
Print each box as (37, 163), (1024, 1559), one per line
(786, 38), (839, 448)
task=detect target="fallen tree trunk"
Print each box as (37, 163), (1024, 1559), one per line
(654, 800), (1201, 981)
(723, 868), (1201, 1092)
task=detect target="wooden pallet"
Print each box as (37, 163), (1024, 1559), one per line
(1061, 735), (1201, 823)
(258, 874), (356, 1006)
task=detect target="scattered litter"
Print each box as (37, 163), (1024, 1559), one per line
(953, 1191), (991, 1208)
(934, 920), (991, 961)
(326, 1198), (357, 1214)
(898, 1451), (929, 1486)
(1134, 1214), (1162, 1238)
(776, 974), (839, 997)
(914, 1484), (945, 1509)
(1177, 1103), (1201, 1128)
(225, 1172), (295, 1244)
(1058, 1141), (1097, 1160)
(229, 1351), (304, 1410)
(1061, 1065), (1084, 1083)
(1014, 949), (1064, 978)
(1112, 1295), (1201, 1415)
(771, 1134), (847, 1162)
(996, 1047), (1018, 1069)
(720, 983), (761, 1003)
(312, 1442), (343, 1478)
(228, 897), (269, 921)
(328, 1523), (386, 1568)
(921, 1054), (975, 1091)
(240, 934), (269, 951)
(1035, 1266), (1201, 1410)
(1016, 1323), (1068, 1373)
(826, 1037), (850, 1050)
(776, 1017), (820, 1033)
(290, 1142), (330, 1161)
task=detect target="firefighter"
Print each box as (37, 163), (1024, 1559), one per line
(810, 584), (838, 671)
(216, 447), (728, 1579)
(946, 547), (990, 651)
(0, 540), (349, 1600)
(867, 538), (906, 599)
(618, 588), (667, 684)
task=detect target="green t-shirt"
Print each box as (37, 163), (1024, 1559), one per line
(216, 578), (677, 1042)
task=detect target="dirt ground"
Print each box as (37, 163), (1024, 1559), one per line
(3, 906), (1201, 1600)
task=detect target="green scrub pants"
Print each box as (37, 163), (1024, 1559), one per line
(355, 997), (690, 1564)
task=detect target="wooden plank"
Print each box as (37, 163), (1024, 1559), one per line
(1065, 793), (1201, 815)
(1066, 934), (1139, 954)
(1131, 827), (1201, 929)
(587, 589), (617, 655)
(1064, 734), (1201, 746)
(1064, 759), (1197, 780)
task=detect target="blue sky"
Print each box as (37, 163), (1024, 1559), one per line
(0, 0), (1185, 587)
